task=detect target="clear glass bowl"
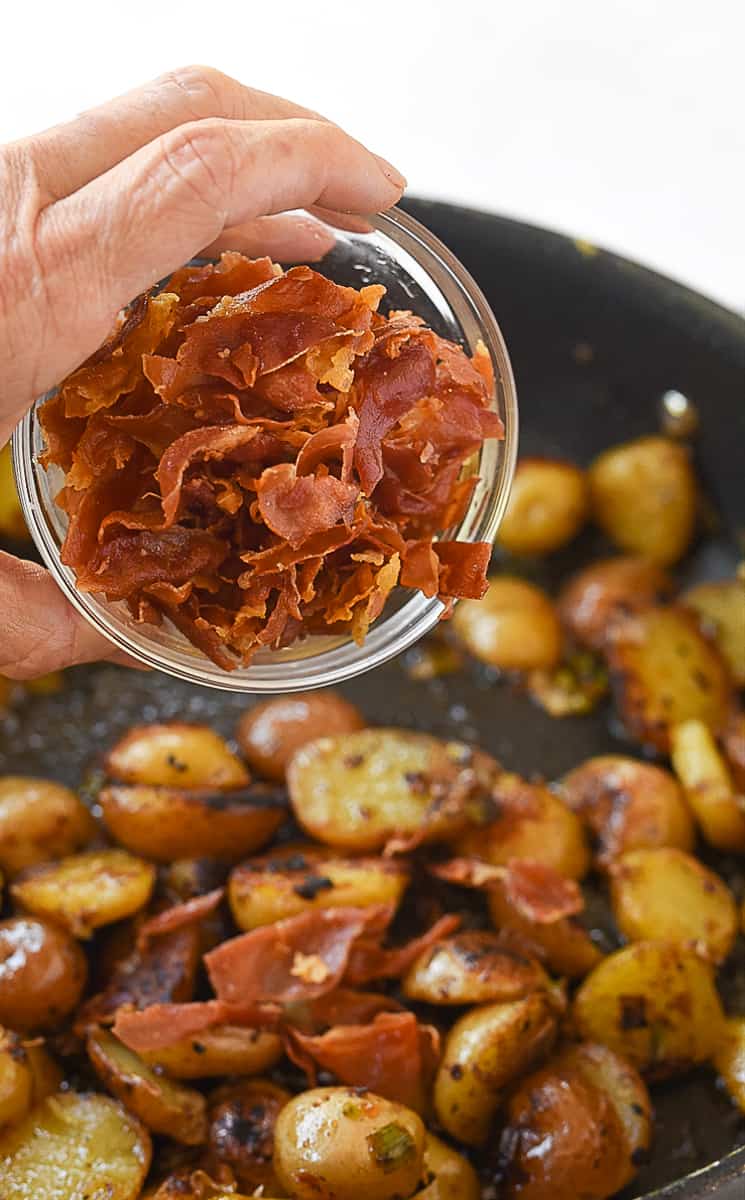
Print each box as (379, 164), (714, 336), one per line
(13, 207), (518, 692)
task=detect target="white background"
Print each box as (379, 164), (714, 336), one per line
(2, 0), (743, 312)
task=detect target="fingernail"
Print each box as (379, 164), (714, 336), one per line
(374, 155), (407, 191)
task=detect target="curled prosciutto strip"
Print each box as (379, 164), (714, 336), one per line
(430, 857), (584, 924)
(40, 253), (503, 667)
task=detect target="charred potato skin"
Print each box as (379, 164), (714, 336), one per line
(208, 1077), (291, 1194)
(0, 776), (95, 877)
(11, 848), (156, 938)
(682, 578), (745, 686)
(402, 931), (550, 1006)
(558, 556), (674, 650)
(670, 718), (745, 852)
(237, 692), (365, 782)
(453, 576), (563, 671)
(0, 915), (87, 1032)
(105, 722), (249, 788)
(496, 457), (589, 556)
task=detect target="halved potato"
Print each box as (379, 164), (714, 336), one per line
(670, 718), (745, 852)
(607, 606), (732, 752)
(88, 1028), (207, 1145)
(106, 722), (249, 788)
(558, 556), (674, 650)
(573, 940), (725, 1075)
(557, 1041), (652, 1170)
(0, 1091), (151, 1199)
(140, 1025), (282, 1079)
(287, 729), (498, 852)
(0, 776), (95, 877)
(457, 774), (590, 880)
(683, 578), (745, 685)
(402, 930), (549, 1005)
(713, 1017), (745, 1113)
(452, 576), (562, 671)
(12, 849), (156, 938)
(237, 692), (365, 782)
(24, 1041), (63, 1105)
(587, 434), (697, 565)
(229, 843), (409, 930)
(100, 784), (284, 862)
(559, 754), (695, 866)
(209, 1077), (291, 1195)
(610, 847), (738, 962)
(0, 915), (88, 1031)
(434, 993), (559, 1145)
(496, 457), (589, 556)
(414, 1132), (481, 1199)
(487, 881), (601, 980)
(0, 1027), (32, 1128)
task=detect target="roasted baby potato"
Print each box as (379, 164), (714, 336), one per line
(487, 880), (602, 979)
(237, 691), (365, 782)
(559, 755), (695, 865)
(525, 650), (609, 718)
(288, 729), (498, 853)
(273, 1086), (425, 1200)
(452, 576), (562, 671)
(402, 930), (550, 1005)
(0, 1090), (151, 1199)
(12, 848), (156, 938)
(496, 457), (589, 555)
(670, 719), (745, 852)
(588, 434), (697, 565)
(434, 993), (559, 1145)
(24, 1041), (63, 1105)
(609, 847), (738, 962)
(0, 776), (96, 877)
(106, 722), (249, 788)
(100, 784), (284, 863)
(229, 843), (409, 930)
(607, 606), (732, 752)
(0, 915), (87, 1031)
(0, 441), (27, 540)
(682, 578), (745, 685)
(457, 774), (590, 880)
(713, 1017), (745, 1114)
(140, 1025), (282, 1080)
(573, 940), (725, 1075)
(722, 710), (745, 789)
(0, 1028), (32, 1128)
(208, 1077), (291, 1194)
(88, 1028), (208, 1145)
(414, 1132), (480, 1200)
(558, 555), (674, 650)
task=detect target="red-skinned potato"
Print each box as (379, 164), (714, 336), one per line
(237, 692), (365, 782)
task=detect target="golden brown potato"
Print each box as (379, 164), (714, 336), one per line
(12, 848), (156, 938)
(713, 1017), (745, 1113)
(588, 434), (697, 565)
(402, 930), (550, 1005)
(237, 692), (365, 782)
(722, 710), (745, 789)
(558, 1041), (652, 1169)
(496, 457), (589, 555)
(100, 784), (284, 863)
(434, 993), (559, 1145)
(106, 722), (249, 788)
(0, 915), (87, 1031)
(486, 882), (601, 980)
(208, 1078), (291, 1194)
(607, 606), (732, 752)
(273, 1087), (425, 1200)
(140, 1025), (282, 1079)
(0, 776), (96, 877)
(573, 941), (725, 1075)
(229, 843), (409, 930)
(457, 774), (590, 880)
(670, 719), (745, 852)
(558, 555), (674, 650)
(683, 578), (745, 685)
(414, 1132), (480, 1200)
(526, 651), (608, 717)
(610, 847), (738, 962)
(288, 729), (498, 853)
(559, 755), (695, 866)
(0, 1028), (32, 1128)
(88, 1028), (207, 1145)
(0, 442), (27, 540)
(452, 576), (562, 671)
(24, 1042), (63, 1105)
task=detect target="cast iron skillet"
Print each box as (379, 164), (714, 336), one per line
(1, 199), (744, 1197)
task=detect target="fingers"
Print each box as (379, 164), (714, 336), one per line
(308, 205), (375, 234)
(24, 65), (327, 202)
(202, 212), (336, 263)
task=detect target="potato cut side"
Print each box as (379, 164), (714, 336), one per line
(12, 849), (155, 938)
(683, 578), (745, 685)
(670, 719), (745, 852)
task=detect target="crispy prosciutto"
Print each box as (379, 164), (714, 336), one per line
(41, 254), (503, 667)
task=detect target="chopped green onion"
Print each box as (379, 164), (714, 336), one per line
(367, 1122), (416, 1172)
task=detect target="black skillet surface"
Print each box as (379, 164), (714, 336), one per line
(1, 199), (744, 1197)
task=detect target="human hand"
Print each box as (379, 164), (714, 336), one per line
(0, 65), (405, 679)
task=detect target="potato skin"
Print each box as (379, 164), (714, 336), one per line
(487, 884), (601, 980)
(453, 576), (562, 671)
(0, 442), (26, 541)
(100, 785), (284, 863)
(12, 848), (156, 938)
(237, 692), (365, 782)
(670, 718), (745, 852)
(105, 722), (249, 788)
(555, 1041), (652, 1169)
(208, 1078), (290, 1194)
(0, 1090), (151, 1200)
(402, 931), (549, 1006)
(683, 578), (745, 685)
(722, 710), (745, 789)
(573, 940), (725, 1075)
(434, 994), (559, 1145)
(0, 776), (95, 877)
(0, 1028), (32, 1128)
(496, 457), (589, 556)
(414, 1132), (481, 1200)
(0, 916), (87, 1031)
(607, 606), (732, 752)
(559, 755), (695, 866)
(713, 1017), (745, 1113)
(273, 1086), (425, 1200)
(587, 434), (697, 565)
(558, 556), (674, 650)
(140, 1025), (282, 1080)
(610, 847), (738, 963)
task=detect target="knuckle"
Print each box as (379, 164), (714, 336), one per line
(160, 64), (234, 119)
(158, 119), (235, 216)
